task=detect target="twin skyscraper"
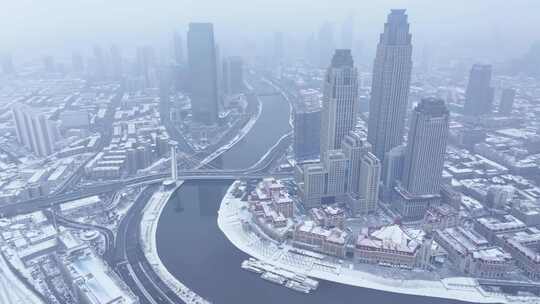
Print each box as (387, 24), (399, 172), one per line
(297, 9), (450, 221)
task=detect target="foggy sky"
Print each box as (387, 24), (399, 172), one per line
(2, 0), (539, 62)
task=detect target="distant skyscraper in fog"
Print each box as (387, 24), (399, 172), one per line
(71, 51), (84, 73)
(499, 88), (516, 115)
(92, 46), (107, 79)
(341, 14), (354, 49)
(222, 56), (244, 95)
(318, 22), (335, 67)
(43, 55), (56, 73)
(273, 32), (284, 66)
(320, 49), (358, 158)
(304, 34), (318, 66)
(110, 45), (123, 80)
(463, 64), (494, 116)
(1, 53), (14, 74)
(136, 46), (157, 88)
(367, 9), (413, 163)
(187, 22), (219, 125)
(12, 103), (58, 157)
(173, 31), (184, 65)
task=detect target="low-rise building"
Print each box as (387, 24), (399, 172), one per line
(474, 215), (527, 244)
(247, 178), (294, 239)
(423, 204), (460, 232)
(60, 196), (102, 216)
(500, 228), (540, 279)
(355, 225), (423, 269)
(309, 205), (346, 228)
(434, 227), (513, 278)
(511, 200), (540, 226)
(59, 247), (138, 304)
(293, 221), (347, 258)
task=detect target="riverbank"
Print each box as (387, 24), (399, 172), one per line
(138, 91), (264, 302)
(217, 181), (536, 304)
(139, 181), (211, 303)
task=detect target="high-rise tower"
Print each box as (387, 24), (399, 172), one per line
(187, 23), (219, 125)
(320, 49), (358, 158)
(401, 97), (450, 195)
(2, 53), (15, 74)
(463, 64), (494, 116)
(172, 31), (184, 65)
(341, 132), (371, 195)
(12, 103), (58, 157)
(367, 9), (413, 162)
(394, 97), (449, 220)
(357, 152), (381, 214)
(222, 56), (244, 96)
(499, 88), (515, 115)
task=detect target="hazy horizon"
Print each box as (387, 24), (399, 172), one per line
(2, 0), (540, 63)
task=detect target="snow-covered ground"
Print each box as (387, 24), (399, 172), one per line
(217, 181), (539, 304)
(0, 253), (44, 304)
(140, 182), (211, 304)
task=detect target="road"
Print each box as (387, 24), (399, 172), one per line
(0, 74), (292, 303)
(113, 185), (186, 304)
(50, 211), (116, 262)
(2, 146), (292, 218)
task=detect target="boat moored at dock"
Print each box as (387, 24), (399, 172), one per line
(241, 258), (318, 293)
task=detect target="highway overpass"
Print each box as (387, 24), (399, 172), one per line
(0, 170), (292, 217)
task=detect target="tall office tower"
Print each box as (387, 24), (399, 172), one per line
(12, 103), (58, 157)
(299, 163), (327, 208)
(136, 46), (157, 88)
(381, 145), (405, 201)
(325, 149), (348, 196)
(318, 22), (335, 67)
(320, 49), (358, 158)
(353, 39), (365, 67)
(341, 132), (371, 194)
(273, 32), (284, 66)
(43, 56), (56, 73)
(396, 97), (449, 220)
(110, 45), (123, 80)
(215, 44), (224, 110)
(499, 88), (516, 115)
(172, 31), (184, 65)
(357, 152), (381, 214)
(304, 34), (318, 66)
(420, 44), (431, 74)
(367, 9), (413, 162)
(187, 23), (219, 125)
(222, 56), (244, 95)
(402, 97), (449, 194)
(92, 46), (107, 79)
(1, 53), (14, 74)
(463, 64), (495, 116)
(159, 66), (173, 123)
(293, 104), (321, 161)
(71, 51), (84, 73)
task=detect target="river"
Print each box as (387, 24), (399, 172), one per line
(156, 88), (473, 304)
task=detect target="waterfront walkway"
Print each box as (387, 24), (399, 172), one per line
(217, 181), (525, 304)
